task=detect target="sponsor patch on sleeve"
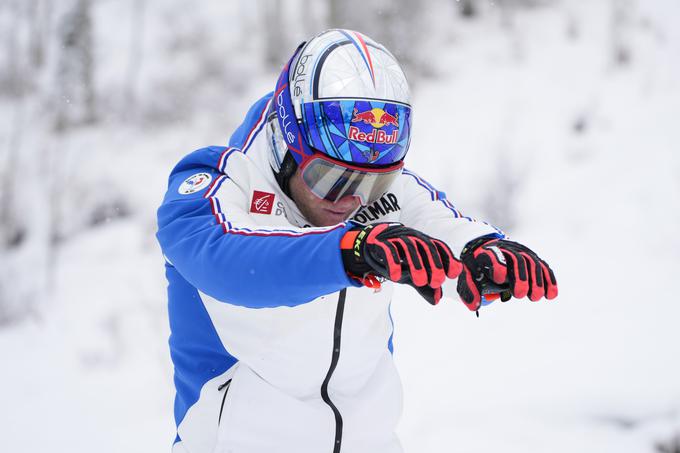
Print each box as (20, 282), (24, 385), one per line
(178, 172), (212, 195)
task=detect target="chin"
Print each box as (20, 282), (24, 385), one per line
(314, 217), (343, 227)
(313, 212), (351, 227)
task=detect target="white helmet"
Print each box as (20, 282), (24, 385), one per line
(266, 29), (412, 203)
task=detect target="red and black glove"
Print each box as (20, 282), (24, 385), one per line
(341, 223), (462, 305)
(457, 236), (558, 311)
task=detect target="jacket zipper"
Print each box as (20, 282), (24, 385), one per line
(320, 289), (346, 453)
(218, 379), (232, 425)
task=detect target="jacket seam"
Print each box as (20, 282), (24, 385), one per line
(320, 289), (346, 453)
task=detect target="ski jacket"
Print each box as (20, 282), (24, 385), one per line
(156, 93), (503, 453)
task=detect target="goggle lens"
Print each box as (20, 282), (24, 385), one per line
(300, 155), (403, 205)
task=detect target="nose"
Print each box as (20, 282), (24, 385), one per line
(333, 194), (362, 210)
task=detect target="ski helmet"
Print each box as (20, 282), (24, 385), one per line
(265, 29), (412, 204)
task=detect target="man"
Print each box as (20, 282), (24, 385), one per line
(156, 29), (557, 453)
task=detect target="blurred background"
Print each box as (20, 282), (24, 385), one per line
(0, 0), (678, 452)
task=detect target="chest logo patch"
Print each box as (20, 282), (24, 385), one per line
(250, 190), (275, 214)
(352, 192), (400, 223)
(178, 172), (212, 195)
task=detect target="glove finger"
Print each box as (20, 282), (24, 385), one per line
(473, 242), (507, 284)
(432, 239), (463, 279)
(499, 248), (529, 299)
(501, 240), (555, 301)
(412, 283), (442, 305)
(411, 236), (446, 288)
(540, 260), (558, 299)
(404, 237), (430, 287)
(391, 237), (429, 287)
(456, 266), (481, 311)
(520, 251), (545, 301)
(410, 233), (444, 270)
(388, 238), (412, 283)
(366, 238), (403, 282)
(375, 225), (445, 287)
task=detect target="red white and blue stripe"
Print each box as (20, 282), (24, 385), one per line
(403, 169), (505, 235)
(217, 147), (239, 173)
(205, 186), (347, 238)
(402, 169), (467, 219)
(339, 29), (376, 87)
(229, 96), (272, 153)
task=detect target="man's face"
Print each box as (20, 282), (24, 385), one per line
(289, 169), (361, 227)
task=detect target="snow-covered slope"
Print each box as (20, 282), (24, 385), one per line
(0, 1), (678, 452)
(395, 2), (680, 451)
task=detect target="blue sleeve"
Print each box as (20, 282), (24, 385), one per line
(156, 165), (355, 309)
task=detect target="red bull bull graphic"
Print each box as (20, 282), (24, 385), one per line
(351, 107), (399, 128)
(378, 111), (399, 127)
(349, 107), (399, 145)
(351, 108), (377, 125)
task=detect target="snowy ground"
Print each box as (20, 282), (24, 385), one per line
(1, 1), (679, 452)
(395, 2), (680, 451)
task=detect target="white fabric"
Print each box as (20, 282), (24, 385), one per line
(290, 29), (409, 111)
(176, 135), (498, 453)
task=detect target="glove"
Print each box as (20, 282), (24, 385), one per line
(341, 223), (462, 305)
(457, 236), (558, 311)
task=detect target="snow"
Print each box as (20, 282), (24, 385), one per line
(394, 2), (680, 451)
(1, 0), (679, 452)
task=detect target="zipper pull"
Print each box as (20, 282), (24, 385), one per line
(218, 379), (231, 391)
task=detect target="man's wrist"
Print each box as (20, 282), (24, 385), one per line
(340, 227), (372, 280)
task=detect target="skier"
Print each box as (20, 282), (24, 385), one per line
(156, 29), (557, 453)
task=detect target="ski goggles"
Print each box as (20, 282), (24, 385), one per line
(299, 151), (404, 205)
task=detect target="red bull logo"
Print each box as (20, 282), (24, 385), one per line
(349, 107), (399, 145)
(351, 107), (399, 128)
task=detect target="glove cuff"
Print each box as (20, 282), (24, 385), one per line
(340, 229), (360, 252)
(340, 228), (373, 283)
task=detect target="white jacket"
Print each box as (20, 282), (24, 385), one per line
(156, 94), (502, 453)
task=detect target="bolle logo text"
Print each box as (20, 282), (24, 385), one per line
(292, 54), (310, 97)
(277, 91), (295, 144)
